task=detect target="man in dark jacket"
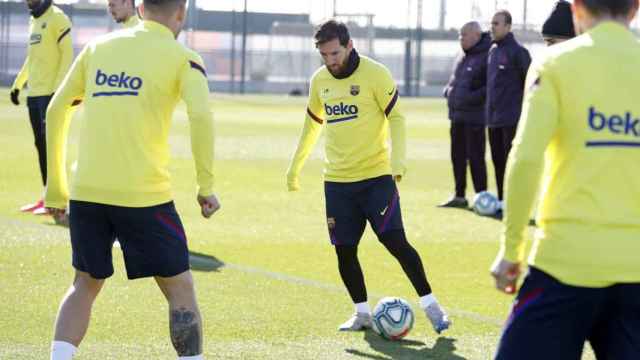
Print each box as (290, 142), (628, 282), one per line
(486, 10), (531, 211)
(440, 21), (490, 208)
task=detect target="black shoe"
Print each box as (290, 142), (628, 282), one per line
(437, 197), (469, 208)
(488, 209), (503, 220)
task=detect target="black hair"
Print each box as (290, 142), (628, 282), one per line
(314, 20), (350, 47)
(494, 9), (513, 25)
(582, 0), (638, 17)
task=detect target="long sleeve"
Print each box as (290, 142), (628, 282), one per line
(286, 80), (324, 191)
(375, 68), (406, 178)
(501, 61), (559, 262)
(180, 53), (215, 197)
(44, 47), (87, 209)
(54, 17), (73, 91)
(11, 55), (29, 90)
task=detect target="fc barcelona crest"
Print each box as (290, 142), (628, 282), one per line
(350, 85), (360, 96)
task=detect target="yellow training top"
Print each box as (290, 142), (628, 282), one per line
(287, 55), (406, 188)
(502, 22), (640, 287)
(45, 20), (215, 208)
(122, 14), (141, 29)
(12, 5), (73, 97)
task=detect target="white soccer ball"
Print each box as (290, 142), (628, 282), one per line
(472, 191), (499, 216)
(371, 297), (414, 340)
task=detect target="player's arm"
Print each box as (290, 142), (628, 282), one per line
(375, 67), (406, 181)
(44, 46), (88, 210)
(285, 79), (324, 191)
(179, 53), (219, 217)
(53, 16), (73, 92)
(10, 56), (29, 105)
(517, 47), (532, 84)
(492, 61), (559, 292)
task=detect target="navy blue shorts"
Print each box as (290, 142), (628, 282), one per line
(69, 200), (190, 280)
(495, 267), (640, 360)
(324, 175), (404, 246)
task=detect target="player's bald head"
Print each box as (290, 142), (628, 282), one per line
(461, 21), (482, 35)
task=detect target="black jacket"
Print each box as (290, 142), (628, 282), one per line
(445, 32), (491, 125)
(486, 32), (531, 128)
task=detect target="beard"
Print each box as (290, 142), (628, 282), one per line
(326, 59), (348, 76)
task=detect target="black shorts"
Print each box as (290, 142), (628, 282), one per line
(324, 175), (404, 246)
(69, 200), (190, 280)
(495, 267), (640, 360)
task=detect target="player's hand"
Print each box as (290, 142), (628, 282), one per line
(197, 194), (220, 219)
(490, 255), (520, 294)
(10, 88), (19, 106)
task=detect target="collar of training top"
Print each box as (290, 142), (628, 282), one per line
(330, 49), (361, 80)
(31, 0), (52, 19)
(142, 20), (175, 38)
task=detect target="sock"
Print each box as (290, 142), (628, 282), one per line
(178, 355), (203, 360)
(355, 302), (371, 314)
(420, 294), (437, 309)
(50, 341), (77, 360)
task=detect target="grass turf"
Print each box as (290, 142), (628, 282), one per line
(0, 92), (595, 359)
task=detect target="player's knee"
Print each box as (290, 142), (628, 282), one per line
(73, 271), (105, 298)
(156, 271), (196, 304)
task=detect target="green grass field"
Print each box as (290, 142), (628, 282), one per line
(0, 92), (595, 359)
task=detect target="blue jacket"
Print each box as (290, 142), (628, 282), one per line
(486, 33), (531, 128)
(445, 32), (491, 125)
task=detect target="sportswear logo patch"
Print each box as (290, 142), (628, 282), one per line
(387, 89), (394, 95)
(586, 106), (640, 147)
(93, 69), (143, 97)
(380, 206), (388, 216)
(30, 33), (42, 45)
(324, 102), (359, 124)
(350, 85), (360, 96)
(41, 22), (47, 29)
(327, 217), (336, 229)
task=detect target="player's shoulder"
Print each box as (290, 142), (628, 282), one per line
(310, 65), (330, 82)
(535, 34), (600, 75)
(358, 55), (393, 80)
(50, 5), (71, 27)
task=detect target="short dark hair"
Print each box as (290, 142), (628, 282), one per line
(314, 20), (350, 47)
(143, 0), (185, 11)
(495, 10), (513, 25)
(582, 0), (638, 17)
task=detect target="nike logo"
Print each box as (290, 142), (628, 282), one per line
(380, 206), (388, 216)
(387, 89), (394, 96)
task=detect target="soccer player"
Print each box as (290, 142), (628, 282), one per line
(440, 21), (490, 208)
(108, 0), (140, 28)
(10, 0), (72, 215)
(541, 1), (575, 46)
(286, 20), (450, 334)
(491, 0), (640, 358)
(486, 10), (531, 214)
(44, 0), (219, 359)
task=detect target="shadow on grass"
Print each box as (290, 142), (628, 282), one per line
(346, 331), (467, 360)
(188, 251), (225, 272)
(437, 205), (538, 226)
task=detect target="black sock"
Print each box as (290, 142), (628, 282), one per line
(335, 245), (367, 304)
(379, 230), (432, 297)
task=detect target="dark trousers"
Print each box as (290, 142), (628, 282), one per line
(488, 125), (517, 200)
(495, 267), (640, 360)
(26, 95), (53, 186)
(450, 122), (487, 198)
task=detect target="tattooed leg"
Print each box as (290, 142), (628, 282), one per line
(170, 307), (202, 356)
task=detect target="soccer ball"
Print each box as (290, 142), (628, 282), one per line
(472, 191), (499, 216)
(371, 297), (414, 340)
